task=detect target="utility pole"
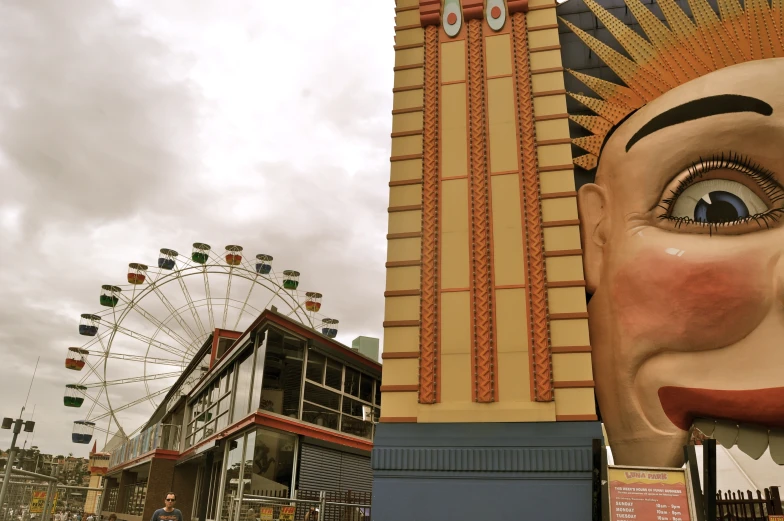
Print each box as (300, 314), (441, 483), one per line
(0, 418), (35, 512)
(1, 358), (39, 514)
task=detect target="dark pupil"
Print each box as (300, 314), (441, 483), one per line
(693, 190), (749, 223)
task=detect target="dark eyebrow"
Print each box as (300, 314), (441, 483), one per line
(625, 94), (772, 152)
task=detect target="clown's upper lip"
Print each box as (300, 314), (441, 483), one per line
(658, 386), (784, 431)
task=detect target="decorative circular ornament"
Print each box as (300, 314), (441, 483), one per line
(487, 0), (506, 31)
(443, 0), (462, 38)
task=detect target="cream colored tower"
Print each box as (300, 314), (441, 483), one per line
(381, 0), (596, 425)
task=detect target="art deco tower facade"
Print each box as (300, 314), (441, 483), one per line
(373, 0), (602, 518)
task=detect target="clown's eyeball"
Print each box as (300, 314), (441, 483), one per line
(671, 179), (767, 224)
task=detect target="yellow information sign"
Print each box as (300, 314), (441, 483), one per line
(768, 516), (784, 521)
(29, 491), (58, 514)
(608, 466), (694, 521)
(278, 506), (295, 521)
(259, 507), (273, 521)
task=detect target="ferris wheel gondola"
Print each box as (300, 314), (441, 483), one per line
(64, 242), (338, 447)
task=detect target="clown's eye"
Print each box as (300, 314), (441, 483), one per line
(670, 180), (767, 224)
(657, 154), (784, 233)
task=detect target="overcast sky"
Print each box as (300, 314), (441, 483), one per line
(0, 0), (395, 457)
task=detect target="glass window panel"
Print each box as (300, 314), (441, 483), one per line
(205, 419), (216, 437)
(359, 374), (373, 403)
(211, 381), (219, 403)
(259, 329), (304, 419)
(306, 349), (326, 383)
(220, 436), (244, 521)
(251, 331), (267, 412)
(238, 430), (256, 500)
(375, 387), (381, 406)
(325, 359), (342, 390)
(342, 397), (364, 418)
(302, 403), (339, 430)
(206, 456), (223, 520)
(233, 352), (254, 422)
(246, 427), (296, 496)
(340, 415), (373, 440)
(304, 383), (341, 411)
(344, 367), (360, 397)
(218, 394), (231, 416)
(217, 411), (229, 431)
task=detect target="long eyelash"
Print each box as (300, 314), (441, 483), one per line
(656, 151), (784, 235)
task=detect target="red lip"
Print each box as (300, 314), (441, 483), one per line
(658, 386), (784, 431)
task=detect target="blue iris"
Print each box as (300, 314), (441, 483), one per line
(693, 190), (749, 223)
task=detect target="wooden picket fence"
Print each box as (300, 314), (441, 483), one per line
(716, 487), (783, 520)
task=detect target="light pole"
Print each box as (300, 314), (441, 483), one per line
(0, 417), (36, 514)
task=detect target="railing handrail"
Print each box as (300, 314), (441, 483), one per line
(238, 494), (371, 509)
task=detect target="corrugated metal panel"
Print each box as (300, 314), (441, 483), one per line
(298, 444), (373, 494)
(340, 452), (373, 493)
(299, 444), (343, 493)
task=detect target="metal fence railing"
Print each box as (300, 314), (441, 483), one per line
(236, 491), (371, 521)
(716, 487), (783, 520)
(1, 470), (105, 521)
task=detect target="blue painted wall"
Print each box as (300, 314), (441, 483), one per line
(371, 422), (602, 521)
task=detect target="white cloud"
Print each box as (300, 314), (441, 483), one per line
(0, 0), (395, 455)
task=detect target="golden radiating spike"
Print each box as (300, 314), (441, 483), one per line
(624, 0), (703, 82)
(559, 18), (664, 101)
(573, 154), (599, 171)
(745, 0), (784, 58)
(657, 0), (716, 70)
(573, 134), (606, 156)
(568, 93), (632, 125)
(687, 0), (744, 66)
(582, 0), (676, 88)
(569, 115), (614, 136)
(772, 0), (784, 45)
(717, 0), (750, 60)
(568, 69), (644, 109)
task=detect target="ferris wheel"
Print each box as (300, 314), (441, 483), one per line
(63, 243), (338, 447)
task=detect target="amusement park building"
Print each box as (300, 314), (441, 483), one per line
(99, 309), (381, 521)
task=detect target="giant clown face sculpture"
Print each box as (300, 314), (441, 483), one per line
(564, 0), (784, 467)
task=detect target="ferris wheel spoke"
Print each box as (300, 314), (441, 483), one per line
(76, 350), (110, 386)
(176, 272), (207, 339)
(89, 387), (169, 422)
(112, 324), (190, 358)
(82, 371), (181, 388)
(149, 284), (200, 344)
(203, 268), (215, 332)
(263, 283), (284, 313)
(221, 268), (234, 330)
(90, 422), (126, 440)
(76, 387), (112, 416)
(85, 385), (106, 418)
(232, 273), (259, 331)
(117, 292), (194, 351)
(85, 350), (185, 367)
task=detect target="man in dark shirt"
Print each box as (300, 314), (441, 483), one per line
(150, 493), (182, 521)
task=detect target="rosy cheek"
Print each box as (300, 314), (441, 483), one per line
(609, 250), (769, 350)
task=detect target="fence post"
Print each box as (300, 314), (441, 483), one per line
(771, 486), (783, 515)
(40, 481), (54, 521)
(318, 491), (326, 521)
(703, 439), (716, 521)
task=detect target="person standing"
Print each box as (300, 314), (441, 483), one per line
(149, 493), (182, 521)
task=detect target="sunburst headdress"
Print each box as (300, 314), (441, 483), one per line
(562, 0), (784, 170)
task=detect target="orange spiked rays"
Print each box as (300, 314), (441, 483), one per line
(563, 0), (784, 170)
